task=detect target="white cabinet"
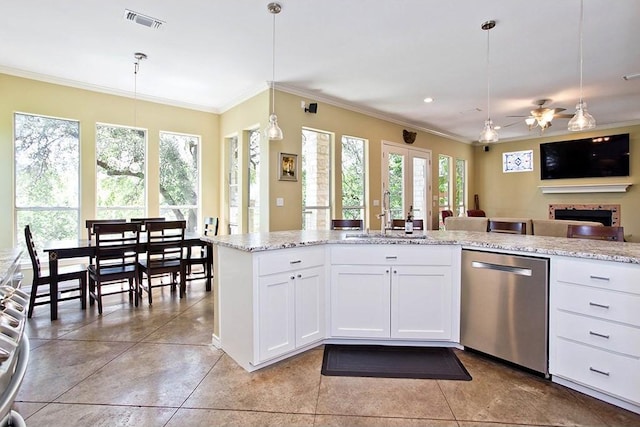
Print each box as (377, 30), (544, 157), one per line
(550, 256), (640, 408)
(330, 245), (458, 341)
(256, 248), (325, 363)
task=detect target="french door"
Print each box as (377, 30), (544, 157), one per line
(381, 142), (432, 229)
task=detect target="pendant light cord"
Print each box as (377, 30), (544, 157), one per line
(271, 11), (276, 114)
(486, 26), (491, 120)
(578, 0), (584, 103)
(134, 60), (139, 127)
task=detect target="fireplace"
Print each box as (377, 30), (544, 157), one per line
(549, 204), (620, 226)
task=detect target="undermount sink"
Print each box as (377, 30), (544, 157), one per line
(345, 232), (428, 240)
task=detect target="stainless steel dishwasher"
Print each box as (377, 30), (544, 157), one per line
(461, 249), (549, 375)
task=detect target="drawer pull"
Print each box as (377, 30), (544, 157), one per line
(589, 275), (610, 281)
(589, 367), (610, 377)
(589, 302), (610, 309)
(289, 260), (302, 264)
(589, 331), (610, 339)
(385, 256), (398, 260)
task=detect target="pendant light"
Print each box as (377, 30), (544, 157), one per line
(266, 2), (283, 140)
(568, 0), (596, 131)
(133, 52), (147, 127)
(479, 20), (498, 143)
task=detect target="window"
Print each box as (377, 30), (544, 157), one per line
(302, 129), (332, 230)
(438, 154), (452, 228)
(455, 159), (467, 217)
(14, 113), (80, 247)
(96, 124), (146, 219)
(248, 129), (260, 233)
(341, 136), (366, 220)
(159, 131), (200, 232)
(228, 136), (240, 234)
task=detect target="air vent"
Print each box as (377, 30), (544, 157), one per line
(124, 9), (164, 29)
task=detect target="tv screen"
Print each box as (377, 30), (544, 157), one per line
(540, 134), (630, 180)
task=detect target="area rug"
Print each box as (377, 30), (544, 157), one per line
(321, 345), (472, 380)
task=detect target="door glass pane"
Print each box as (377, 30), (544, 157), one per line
(228, 136), (239, 234)
(455, 159), (467, 217)
(302, 129), (331, 230)
(248, 129), (260, 233)
(387, 152), (404, 220)
(412, 157), (426, 220)
(341, 136), (366, 220)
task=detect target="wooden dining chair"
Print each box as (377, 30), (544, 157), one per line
(85, 219), (127, 240)
(391, 219), (424, 230)
(567, 224), (624, 241)
(129, 217), (166, 232)
(87, 222), (141, 314)
(441, 210), (454, 223)
(185, 216), (218, 282)
(330, 219), (364, 230)
(24, 225), (87, 319)
(138, 220), (186, 304)
(489, 220), (527, 235)
(467, 209), (486, 217)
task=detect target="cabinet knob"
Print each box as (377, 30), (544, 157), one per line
(290, 276), (295, 280)
(297, 274), (302, 278)
(393, 270), (397, 274)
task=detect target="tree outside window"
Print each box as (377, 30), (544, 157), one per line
(248, 129), (260, 233)
(438, 154), (452, 229)
(159, 131), (200, 232)
(14, 113), (80, 248)
(455, 159), (467, 217)
(96, 124), (145, 219)
(341, 136), (366, 220)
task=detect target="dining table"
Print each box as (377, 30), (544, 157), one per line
(42, 231), (212, 320)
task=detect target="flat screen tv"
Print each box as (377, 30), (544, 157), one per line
(540, 133), (630, 180)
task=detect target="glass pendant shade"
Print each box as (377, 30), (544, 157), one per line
(267, 113), (283, 140)
(568, 100), (596, 131)
(479, 119), (499, 143)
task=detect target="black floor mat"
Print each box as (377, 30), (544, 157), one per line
(321, 345), (472, 380)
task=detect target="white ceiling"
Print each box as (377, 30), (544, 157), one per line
(2, 0), (639, 143)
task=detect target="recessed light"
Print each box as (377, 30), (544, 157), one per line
(423, 97), (434, 103)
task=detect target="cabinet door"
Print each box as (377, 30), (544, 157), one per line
(331, 265), (390, 338)
(257, 272), (295, 362)
(295, 265), (326, 347)
(391, 265), (452, 339)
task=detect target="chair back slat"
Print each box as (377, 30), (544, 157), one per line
(145, 220), (186, 265)
(489, 220), (527, 235)
(93, 222), (141, 272)
(391, 219), (424, 230)
(567, 224), (624, 241)
(86, 219), (127, 240)
(130, 217), (166, 232)
(204, 217), (219, 236)
(24, 225), (42, 279)
(331, 219), (364, 230)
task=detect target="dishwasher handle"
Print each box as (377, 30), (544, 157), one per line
(471, 261), (533, 277)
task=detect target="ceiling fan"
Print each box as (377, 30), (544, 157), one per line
(506, 99), (573, 132)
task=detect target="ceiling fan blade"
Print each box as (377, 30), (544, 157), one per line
(501, 121), (522, 128)
(506, 115), (527, 118)
(552, 108), (566, 114)
(554, 113), (574, 119)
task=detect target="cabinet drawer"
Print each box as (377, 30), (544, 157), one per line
(552, 338), (640, 405)
(555, 257), (640, 294)
(257, 246), (325, 276)
(555, 310), (640, 357)
(555, 282), (640, 327)
(331, 245), (453, 266)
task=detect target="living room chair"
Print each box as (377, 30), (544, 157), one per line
(489, 220), (527, 235)
(24, 225), (87, 319)
(138, 220), (186, 304)
(330, 219), (364, 230)
(567, 224), (624, 241)
(87, 222), (141, 314)
(467, 209), (486, 217)
(441, 210), (454, 223)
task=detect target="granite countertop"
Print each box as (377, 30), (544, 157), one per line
(0, 248), (24, 285)
(204, 229), (640, 264)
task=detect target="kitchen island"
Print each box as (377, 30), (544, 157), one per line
(205, 229), (640, 414)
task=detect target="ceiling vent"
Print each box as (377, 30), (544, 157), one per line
(124, 9), (164, 29)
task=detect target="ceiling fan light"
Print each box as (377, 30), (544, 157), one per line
(267, 113), (283, 140)
(568, 100), (596, 131)
(542, 109), (555, 123)
(525, 116), (536, 127)
(479, 119), (499, 143)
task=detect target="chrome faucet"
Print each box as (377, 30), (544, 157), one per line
(377, 188), (392, 234)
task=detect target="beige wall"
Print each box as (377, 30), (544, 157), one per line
(0, 73), (219, 247)
(472, 125), (640, 241)
(256, 90), (475, 231)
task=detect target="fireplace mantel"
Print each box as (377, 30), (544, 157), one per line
(538, 183), (632, 194)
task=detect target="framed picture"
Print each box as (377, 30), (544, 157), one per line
(278, 152), (298, 181)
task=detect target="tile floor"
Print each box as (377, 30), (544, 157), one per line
(15, 280), (640, 427)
